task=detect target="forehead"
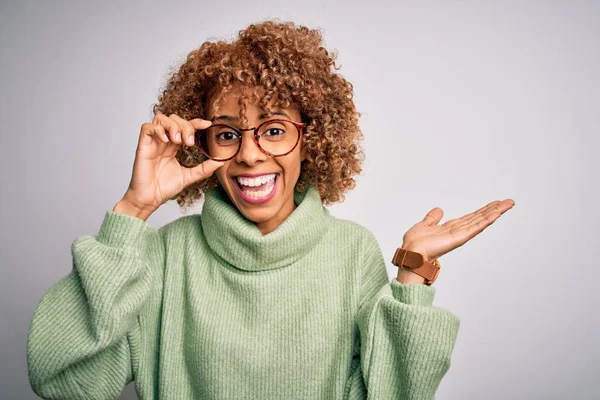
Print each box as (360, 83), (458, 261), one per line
(208, 91), (246, 113)
(206, 87), (300, 120)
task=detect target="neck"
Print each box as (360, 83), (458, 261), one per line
(201, 183), (328, 272)
(256, 195), (297, 235)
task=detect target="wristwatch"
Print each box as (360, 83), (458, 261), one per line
(391, 248), (441, 286)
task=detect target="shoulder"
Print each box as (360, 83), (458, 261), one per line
(325, 213), (380, 249)
(157, 213), (203, 241)
(325, 215), (389, 293)
(324, 215), (387, 273)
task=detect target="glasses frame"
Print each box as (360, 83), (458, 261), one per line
(195, 118), (307, 161)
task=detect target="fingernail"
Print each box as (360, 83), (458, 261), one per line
(188, 135), (194, 144)
(175, 132), (181, 141)
(163, 133), (168, 141)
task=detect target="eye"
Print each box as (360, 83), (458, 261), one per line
(263, 128), (285, 136)
(215, 131), (238, 141)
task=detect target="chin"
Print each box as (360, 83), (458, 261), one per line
(237, 206), (280, 223)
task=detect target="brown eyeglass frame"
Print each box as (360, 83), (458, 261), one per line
(195, 118), (307, 161)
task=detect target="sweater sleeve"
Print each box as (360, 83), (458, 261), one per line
(26, 210), (165, 399)
(347, 233), (460, 400)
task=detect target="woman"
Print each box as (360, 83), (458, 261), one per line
(27, 20), (514, 399)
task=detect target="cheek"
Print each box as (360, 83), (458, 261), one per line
(282, 155), (303, 181)
(215, 167), (229, 186)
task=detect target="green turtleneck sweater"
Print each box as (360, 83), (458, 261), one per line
(27, 185), (460, 399)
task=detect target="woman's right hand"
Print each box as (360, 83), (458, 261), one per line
(115, 113), (224, 220)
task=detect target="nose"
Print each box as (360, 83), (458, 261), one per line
(234, 130), (268, 166)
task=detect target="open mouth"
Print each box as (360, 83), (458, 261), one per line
(232, 173), (279, 202)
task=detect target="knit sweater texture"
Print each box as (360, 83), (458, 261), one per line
(27, 184), (460, 399)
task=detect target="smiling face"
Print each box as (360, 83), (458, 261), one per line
(205, 91), (307, 235)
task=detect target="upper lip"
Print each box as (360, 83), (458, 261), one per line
(234, 172), (279, 178)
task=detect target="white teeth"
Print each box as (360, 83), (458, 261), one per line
(235, 173), (277, 199)
(243, 184), (275, 199)
(236, 173), (276, 187)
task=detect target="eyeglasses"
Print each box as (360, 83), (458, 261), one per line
(195, 118), (307, 161)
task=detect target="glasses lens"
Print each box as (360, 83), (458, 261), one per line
(197, 125), (241, 160)
(196, 120), (301, 159)
(257, 120), (300, 156)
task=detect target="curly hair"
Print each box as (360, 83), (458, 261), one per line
(152, 19), (365, 208)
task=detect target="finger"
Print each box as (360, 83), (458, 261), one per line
(450, 205), (504, 236)
(155, 113), (183, 144)
(140, 122), (169, 145)
(188, 118), (213, 131)
(444, 199), (507, 229)
(149, 113), (172, 143)
(459, 201), (501, 223)
(421, 207), (444, 226)
(450, 210), (500, 243)
(469, 200), (514, 227)
(169, 114), (196, 147)
(185, 159), (225, 184)
(465, 200), (514, 224)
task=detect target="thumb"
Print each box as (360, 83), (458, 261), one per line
(422, 207), (444, 226)
(187, 159), (225, 183)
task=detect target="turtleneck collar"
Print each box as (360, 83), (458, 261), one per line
(200, 184), (330, 272)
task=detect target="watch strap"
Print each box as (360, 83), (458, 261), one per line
(391, 248), (441, 285)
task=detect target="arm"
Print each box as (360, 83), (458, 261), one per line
(350, 233), (460, 400)
(26, 210), (165, 399)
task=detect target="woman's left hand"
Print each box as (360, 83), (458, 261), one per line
(397, 198), (516, 283)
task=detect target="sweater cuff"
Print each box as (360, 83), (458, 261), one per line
(96, 210), (157, 248)
(390, 278), (436, 306)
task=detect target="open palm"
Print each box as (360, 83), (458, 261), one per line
(402, 198), (516, 262)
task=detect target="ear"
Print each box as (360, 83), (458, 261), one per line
(300, 141), (307, 161)
(300, 133), (308, 161)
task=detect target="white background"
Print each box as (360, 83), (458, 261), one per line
(1, 0), (598, 398)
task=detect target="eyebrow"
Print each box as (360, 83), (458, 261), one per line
(211, 110), (291, 123)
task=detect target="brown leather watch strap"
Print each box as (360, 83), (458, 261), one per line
(391, 248), (441, 285)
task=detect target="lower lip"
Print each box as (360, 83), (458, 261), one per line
(232, 174), (279, 204)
